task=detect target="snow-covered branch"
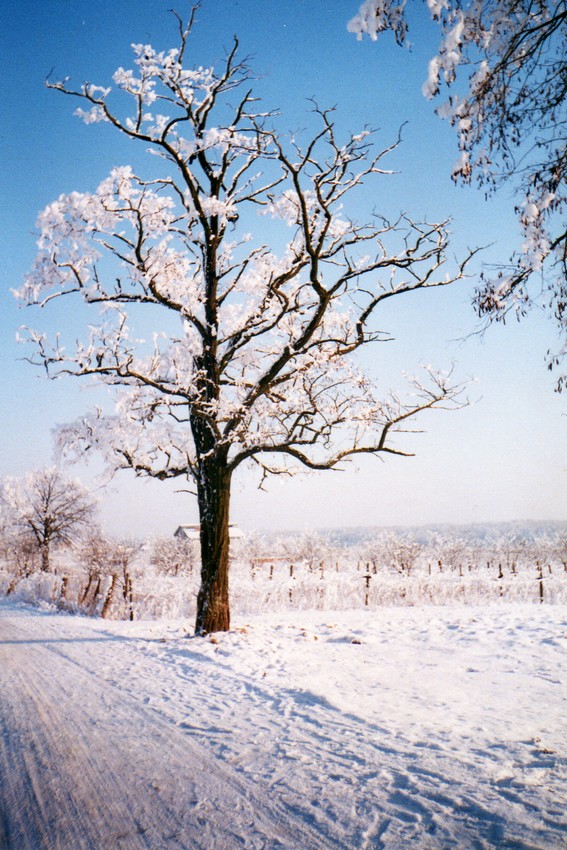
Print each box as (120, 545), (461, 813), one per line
(349, 0), (567, 387)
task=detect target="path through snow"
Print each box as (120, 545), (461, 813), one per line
(0, 601), (566, 848)
(0, 605), (327, 850)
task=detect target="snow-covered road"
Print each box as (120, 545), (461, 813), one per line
(0, 600), (566, 849)
(0, 604), (327, 850)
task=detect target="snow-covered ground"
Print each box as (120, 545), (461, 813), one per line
(1, 599), (566, 849)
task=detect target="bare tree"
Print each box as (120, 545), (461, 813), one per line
(102, 539), (140, 620)
(150, 535), (196, 577)
(78, 531), (139, 618)
(376, 531), (423, 576)
(77, 531), (113, 611)
(426, 532), (470, 574)
(291, 530), (329, 572)
(0, 529), (41, 594)
(350, 0), (567, 387)
(18, 9), (470, 633)
(1, 468), (97, 573)
(552, 534), (567, 571)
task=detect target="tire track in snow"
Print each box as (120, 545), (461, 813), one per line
(0, 606), (331, 850)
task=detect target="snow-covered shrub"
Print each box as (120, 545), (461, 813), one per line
(0, 531), (41, 593)
(149, 536), (196, 577)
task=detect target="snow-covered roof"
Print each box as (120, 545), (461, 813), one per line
(174, 524), (200, 540)
(174, 524), (244, 540)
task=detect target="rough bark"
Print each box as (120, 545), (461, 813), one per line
(101, 574), (118, 619)
(6, 577), (19, 596)
(59, 575), (68, 601)
(194, 454), (232, 635)
(123, 571), (135, 621)
(39, 543), (50, 573)
(79, 574), (94, 606)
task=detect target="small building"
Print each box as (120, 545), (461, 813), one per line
(174, 524), (244, 541)
(174, 524), (200, 541)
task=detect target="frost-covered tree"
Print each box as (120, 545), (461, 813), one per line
(372, 531), (423, 575)
(552, 533), (567, 571)
(426, 531), (469, 572)
(1, 468), (96, 573)
(150, 535), (196, 577)
(0, 528), (41, 593)
(78, 532), (139, 618)
(350, 0), (567, 387)
(19, 10), (470, 633)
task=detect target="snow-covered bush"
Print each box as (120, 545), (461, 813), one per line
(149, 536), (196, 577)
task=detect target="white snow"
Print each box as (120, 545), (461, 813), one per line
(1, 599), (565, 848)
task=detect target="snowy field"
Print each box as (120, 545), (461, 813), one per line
(1, 599), (566, 849)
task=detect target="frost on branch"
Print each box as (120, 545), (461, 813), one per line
(349, 0), (567, 387)
(347, 0), (409, 44)
(1, 468), (96, 573)
(23, 10), (470, 631)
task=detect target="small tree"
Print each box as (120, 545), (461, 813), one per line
(427, 532), (469, 574)
(19, 9), (470, 633)
(292, 530), (329, 572)
(0, 530), (41, 594)
(78, 531), (139, 618)
(552, 534), (567, 572)
(150, 535), (196, 577)
(350, 0), (567, 386)
(102, 539), (140, 620)
(377, 531), (423, 576)
(78, 531), (115, 611)
(1, 468), (96, 573)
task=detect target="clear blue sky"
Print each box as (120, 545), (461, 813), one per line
(1, 0), (565, 538)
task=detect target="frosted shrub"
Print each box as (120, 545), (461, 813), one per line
(149, 536), (196, 577)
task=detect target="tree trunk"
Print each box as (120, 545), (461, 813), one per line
(59, 575), (68, 601)
(101, 574), (118, 619)
(6, 576), (19, 596)
(79, 574), (94, 606)
(194, 455), (232, 635)
(90, 576), (102, 616)
(124, 571), (135, 621)
(40, 543), (50, 573)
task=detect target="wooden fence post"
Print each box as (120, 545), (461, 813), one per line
(537, 561), (544, 604)
(59, 575), (68, 601)
(364, 571), (371, 607)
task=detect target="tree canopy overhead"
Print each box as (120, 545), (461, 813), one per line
(350, 0), (567, 387)
(19, 8), (470, 632)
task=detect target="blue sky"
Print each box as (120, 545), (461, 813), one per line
(1, 0), (565, 537)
